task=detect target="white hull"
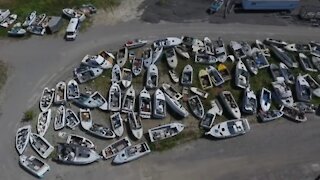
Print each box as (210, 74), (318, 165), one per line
(16, 125), (31, 155)
(54, 81), (67, 104)
(67, 79), (80, 100)
(39, 87), (54, 112)
(122, 86), (136, 113)
(80, 108), (92, 130)
(260, 88), (272, 112)
(139, 88), (152, 119)
(37, 109), (51, 136)
(108, 83), (122, 111)
(146, 64), (158, 89)
(19, 155), (50, 178)
(54, 105), (66, 131)
(206, 118), (250, 138)
(101, 137), (131, 159)
(148, 122), (184, 142)
(29, 133), (54, 159)
(113, 142), (151, 164)
(110, 112), (124, 137)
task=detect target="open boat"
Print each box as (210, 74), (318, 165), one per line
(62, 8), (86, 22)
(190, 87), (208, 99)
(91, 91), (108, 110)
(54, 81), (67, 105)
(162, 83), (182, 101)
(80, 108), (92, 130)
(240, 41), (253, 56)
(37, 109), (51, 136)
(219, 91), (241, 119)
(255, 40), (270, 57)
(65, 109), (80, 130)
(101, 137), (132, 160)
(258, 110), (283, 122)
(168, 69), (179, 83)
(310, 41), (320, 57)
(284, 43), (311, 52)
(19, 155), (50, 178)
(295, 74), (312, 102)
(116, 47), (128, 67)
(194, 52), (217, 64)
(7, 24), (26, 37)
(111, 64), (122, 83)
(108, 83), (122, 111)
(272, 79), (294, 106)
(210, 99), (223, 116)
(87, 123), (116, 139)
(165, 48), (178, 69)
(121, 68), (132, 88)
(279, 63), (295, 84)
(260, 88), (272, 112)
(299, 53), (317, 72)
(148, 123), (184, 142)
(213, 37), (228, 62)
(217, 63), (231, 81)
(199, 69), (213, 90)
(243, 57), (258, 75)
(270, 63), (284, 82)
(81, 54), (111, 69)
(191, 38), (205, 52)
(98, 51), (114, 69)
(39, 87), (55, 112)
(292, 102), (317, 113)
(264, 38), (288, 47)
(207, 66), (224, 86)
(252, 48), (270, 69)
(182, 86), (189, 102)
(132, 57), (143, 76)
(302, 74), (320, 97)
(122, 86), (135, 113)
(16, 125), (31, 155)
(181, 64), (193, 86)
(229, 41), (246, 60)
(152, 47), (163, 64)
(146, 64), (158, 89)
(200, 108), (216, 129)
(235, 60), (250, 89)
(67, 79), (80, 100)
(205, 119), (250, 138)
(0, 14), (17, 28)
(153, 37), (182, 48)
(22, 11), (36, 27)
(139, 87), (152, 119)
(142, 48), (153, 68)
(128, 111), (143, 140)
(110, 112), (124, 137)
(66, 134), (95, 149)
(124, 39), (147, 49)
(270, 45), (298, 68)
(164, 93), (189, 118)
(113, 142), (151, 164)
(312, 56), (320, 71)
(74, 65), (103, 83)
(241, 87), (257, 114)
(204, 37), (214, 55)
(153, 89), (166, 119)
(188, 95), (205, 119)
(174, 46), (190, 59)
(73, 92), (108, 110)
(29, 133), (54, 159)
(54, 105), (66, 131)
(280, 105), (307, 122)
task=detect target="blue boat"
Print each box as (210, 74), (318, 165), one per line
(209, 0), (224, 13)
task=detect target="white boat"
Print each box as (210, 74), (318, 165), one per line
(81, 54), (111, 69)
(258, 110), (283, 122)
(270, 45), (298, 68)
(284, 43), (311, 52)
(174, 46), (190, 59)
(153, 37), (182, 48)
(213, 37), (228, 62)
(272, 79), (294, 106)
(0, 14), (17, 28)
(153, 89), (166, 119)
(54, 81), (67, 105)
(312, 56), (320, 71)
(73, 92), (107, 110)
(124, 39), (147, 49)
(7, 24), (26, 37)
(111, 64), (122, 83)
(162, 83), (182, 100)
(252, 48), (270, 69)
(66, 134), (95, 149)
(152, 47), (163, 64)
(37, 109), (51, 136)
(74, 66), (103, 83)
(54, 105), (66, 131)
(279, 63), (295, 84)
(113, 142), (151, 164)
(62, 8), (86, 22)
(16, 125), (31, 155)
(217, 63), (231, 81)
(165, 48), (178, 69)
(19, 155), (50, 178)
(65, 109), (80, 130)
(122, 86), (136, 113)
(182, 86), (189, 102)
(39, 87), (55, 112)
(205, 119), (250, 138)
(191, 38), (205, 52)
(148, 122), (184, 142)
(280, 105), (307, 122)
(121, 68), (132, 88)
(243, 57), (258, 75)
(302, 74), (320, 96)
(190, 87), (208, 99)
(67, 79), (80, 100)
(146, 64), (158, 89)
(132, 57), (143, 76)
(22, 11), (36, 27)
(181, 64), (193, 86)
(235, 60), (250, 89)
(0, 9), (10, 23)
(101, 137), (131, 160)
(194, 52), (217, 64)
(80, 108), (92, 130)
(98, 51), (114, 69)
(241, 87), (257, 114)
(255, 39), (270, 57)
(87, 123), (116, 139)
(128, 111), (143, 139)
(270, 63), (284, 82)
(143, 48), (153, 68)
(299, 53), (317, 72)
(295, 74), (312, 102)
(139, 88), (152, 119)
(203, 37), (214, 55)
(210, 99), (223, 116)
(200, 108), (216, 129)
(188, 95), (205, 119)
(116, 47), (128, 67)
(108, 83), (122, 111)
(168, 69), (179, 83)
(229, 41), (246, 60)
(219, 91), (241, 119)
(164, 93), (189, 118)
(292, 102), (317, 113)
(110, 112), (124, 137)
(264, 38), (288, 47)
(310, 41), (320, 57)
(240, 41), (252, 57)
(260, 88), (272, 112)
(29, 133), (54, 159)
(207, 66), (224, 86)
(199, 69), (213, 90)
(91, 91), (108, 110)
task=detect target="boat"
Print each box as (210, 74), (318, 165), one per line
(213, 37), (228, 62)
(182, 86), (189, 102)
(310, 41), (320, 57)
(79, 108), (92, 130)
(264, 38), (288, 47)
(98, 51), (114, 69)
(124, 39), (147, 49)
(235, 60), (250, 89)
(128, 111), (143, 139)
(39, 87), (55, 112)
(292, 102), (317, 114)
(270, 63), (284, 81)
(209, 0), (224, 13)
(22, 11), (36, 27)
(54, 81), (67, 105)
(174, 46), (190, 59)
(148, 122), (184, 142)
(37, 109), (51, 136)
(299, 53), (317, 72)
(190, 87), (208, 99)
(32, 13), (46, 26)
(168, 69), (179, 83)
(260, 88), (272, 112)
(146, 64), (159, 89)
(279, 63), (295, 84)
(87, 123), (116, 139)
(110, 112), (124, 137)
(81, 54), (112, 69)
(152, 47), (163, 64)
(284, 43), (311, 52)
(204, 37), (213, 54)
(16, 125), (31, 155)
(269, 45), (298, 68)
(0, 14), (17, 28)
(139, 87), (152, 119)
(194, 52), (217, 64)
(62, 8), (86, 22)
(229, 41), (246, 60)
(132, 57), (143, 76)
(241, 87), (257, 114)
(153, 89), (166, 119)
(312, 56), (320, 71)
(29, 133), (54, 159)
(67, 79), (80, 100)
(280, 105), (307, 122)
(27, 24), (45, 36)
(252, 48), (270, 69)
(188, 95), (205, 119)
(206, 66), (224, 86)
(295, 74), (312, 102)
(255, 40), (270, 57)
(121, 68), (132, 88)
(161, 84), (182, 101)
(101, 137), (132, 159)
(19, 155), (50, 178)
(143, 48), (153, 68)
(7, 24), (26, 37)
(217, 63), (231, 81)
(210, 99), (223, 116)
(164, 93), (189, 118)
(181, 64), (193, 86)
(153, 37), (182, 49)
(66, 134), (95, 149)
(271, 79), (294, 106)
(65, 109), (80, 130)
(205, 119), (250, 138)
(199, 69), (213, 90)
(74, 65), (103, 83)
(116, 47), (128, 67)
(113, 142), (151, 164)
(0, 9), (10, 23)
(122, 86), (136, 113)
(111, 64), (122, 83)
(108, 83), (122, 111)
(54, 105), (66, 131)
(73, 91), (108, 110)
(302, 74), (320, 97)
(258, 110), (283, 122)
(243, 57), (258, 75)
(240, 41), (253, 56)
(219, 91), (241, 119)
(191, 38), (205, 52)
(56, 143), (100, 165)
(200, 108), (216, 129)
(165, 48), (178, 69)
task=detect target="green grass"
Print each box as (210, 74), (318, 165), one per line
(22, 109), (35, 122)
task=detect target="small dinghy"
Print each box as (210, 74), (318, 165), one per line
(190, 87), (208, 99)
(243, 57), (258, 75)
(200, 108), (216, 129)
(148, 122), (184, 142)
(80, 108), (92, 130)
(113, 142), (151, 164)
(87, 123), (116, 139)
(279, 63), (295, 84)
(235, 60), (250, 89)
(116, 47), (128, 67)
(199, 69), (213, 90)
(252, 48), (270, 69)
(153, 37), (182, 48)
(16, 125), (31, 155)
(207, 66), (224, 86)
(217, 63), (231, 81)
(111, 64), (122, 83)
(162, 83), (183, 101)
(295, 74), (312, 102)
(62, 8), (86, 22)
(7, 24), (26, 37)
(264, 38), (288, 47)
(37, 109), (51, 136)
(19, 155), (50, 178)
(299, 53), (317, 72)
(153, 89), (166, 119)
(260, 88), (272, 112)
(27, 25), (46, 36)
(146, 64), (159, 89)
(142, 48), (153, 68)
(164, 93), (189, 118)
(91, 91), (108, 110)
(110, 112), (124, 137)
(98, 51), (114, 69)
(54, 105), (66, 131)
(270, 45), (298, 68)
(152, 47), (163, 64)
(302, 74), (320, 97)
(22, 11), (36, 27)
(191, 38), (205, 52)
(101, 137), (132, 160)
(284, 43), (311, 52)
(0, 14), (17, 28)
(66, 134), (95, 149)
(132, 57), (143, 76)
(188, 95), (205, 119)
(255, 40), (270, 57)
(272, 79), (294, 106)
(312, 56), (320, 71)
(139, 87), (152, 119)
(67, 79), (80, 100)
(181, 64), (193, 86)
(165, 48), (178, 69)
(168, 69), (179, 83)
(73, 92), (108, 110)
(29, 133), (54, 159)
(81, 54), (111, 69)
(108, 83), (122, 111)
(241, 87), (257, 114)
(204, 37), (214, 55)
(74, 66), (103, 83)
(258, 110), (283, 123)
(194, 52), (217, 64)
(270, 63), (284, 82)
(230, 41), (246, 60)
(54, 81), (67, 105)
(65, 109), (80, 130)
(122, 86), (135, 113)
(210, 99), (223, 116)
(205, 119), (250, 138)
(124, 39), (147, 49)
(213, 37), (228, 62)
(121, 68), (132, 88)
(39, 87), (55, 112)
(175, 46), (190, 59)
(219, 91), (241, 119)
(280, 105), (307, 122)
(56, 143), (100, 165)
(128, 111), (143, 139)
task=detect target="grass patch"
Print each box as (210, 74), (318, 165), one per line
(22, 109), (35, 122)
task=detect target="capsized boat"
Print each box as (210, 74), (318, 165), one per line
(199, 69), (213, 90)
(148, 122), (184, 142)
(152, 47), (163, 64)
(162, 83), (182, 101)
(205, 119), (250, 138)
(122, 86), (136, 113)
(108, 83), (122, 111)
(190, 87), (208, 99)
(54, 105), (66, 131)
(299, 53), (317, 72)
(101, 137), (131, 160)
(229, 41), (246, 60)
(270, 63), (284, 82)
(74, 65), (103, 83)
(113, 142), (151, 164)
(116, 47), (128, 67)
(264, 38), (288, 47)
(207, 66), (224, 86)
(164, 93), (189, 118)
(312, 56), (320, 71)
(165, 48), (178, 69)
(29, 133), (54, 159)
(39, 87), (55, 112)
(219, 91), (241, 119)
(258, 110), (283, 122)
(279, 63), (295, 84)
(243, 57), (258, 75)
(270, 45), (298, 68)
(255, 40), (270, 57)
(132, 57), (143, 76)
(67, 79), (80, 100)
(174, 46), (190, 59)
(128, 111), (143, 140)
(260, 87), (272, 112)
(295, 74), (312, 102)
(124, 39), (147, 49)
(241, 87), (257, 114)
(66, 134), (95, 149)
(22, 11), (36, 27)
(200, 108), (216, 129)
(16, 125), (31, 155)
(110, 112), (124, 137)
(54, 81), (67, 105)
(111, 64), (122, 83)
(19, 155), (50, 178)
(181, 64), (193, 86)
(87, 123), (116, 139)
(139, 87), (152, 119)
(121, 68), (132, 88)
(80, 108), (92, 130)
(65, 109), (80, 130)
(168, 69), (179, 83)
(188, 95), (205, 119)
(81, 54), (111, 69)
(217, 63), (231, 81)
(153, 37), (182, 48)
(153, 89), (166, 119)
(146, 64), (158, 89)
(252, 48), (270, 69)
(235, 60), (250, 89)
(272, 79), (294, 106)
(142, 48), (153, 68)
(37, 109), (51, 137)
(280, 105), (307, 122)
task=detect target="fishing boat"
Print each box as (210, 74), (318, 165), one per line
(37, 109), (51, 137)
(164, 93), (189, 118)
(142, 48), (153, 68)
(113, 142), (151, 164)
(168, 69), (179, 83)
(255, 40), (271, 57)
(29, 133), (54, 159)
(219, 91), (241, 119)
(66, 134), (95, 149)
(124, 39), (147, 49)
(153, 37), (182, 49)
(65, 109), (80, 130)
(188, 95), (205, 119)
(264, 38), (288, 47)
(132, 57), (143, 76)
(217, 63), (231, 81)
(241, 87), (257, 114)
(62, 8), (85, 21)
(209, 0), (224, 13)
(22, 11), (36, 27)
(174, 46), (190, 59)
(74, 65), (103, 83)
(210, 99), (223, 116)
(252, 48), (270, 69)
(116, 47), (128, 67)
(101, 137), (132, 160)
(152, 47), (163, 64)
(39, 87), (55, 112)
(181, 64), (193, 86)
(199, 69), (213, 90)
(270, 63), (284, 81)
(229, 41), (246, 60)
(73, 92), (108, 110)
(235, 60), (250, 89)
(111, 64), (122, 83)
(67, 79), (80, 100)
(121, 68), (132, 88)
(260, 88), (272, 112)
(54, 105), (66, 131)
(190, 87), (208, 99)
(284, 43), (311, 52)
(146, 64), (159, 89)
(205, 119), (250, 138)
(243, 57), (258, 75)
(16, 125), (31, 155)
(139, 88), (152, 119)
(54, 81), (67, 105)
(165, 48), (178, 69)
(312, 56), (320, 71)
(128, 111), (143, 139)
(81, 54), (112, 69)
(122, 86), (136, 113)
(194, 52), (217, 64)
(19, 155), (50, 178)
(153, 89), (166, 119)
(295, 74), (312, 102)
(258, 110), (283, 122)
(204, 37), (214, 55)
(110, 112), (124, 137)
(162, 83), (182, 100)
(206, 66), (224, 86)
(280, 105), (307, 122)
(148, 122), (184, 142)
(272, 79), (294, 106)
(279, 63), (295, 84)
(80, 108), (92, 130)
(299, 53), (317, 72)
(87, 123), (116, 139)
(200, 108), (216, 129)
(270, 45), (298, 68)
(98, 51), (114, 69)
(108, 83), (122, 111)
